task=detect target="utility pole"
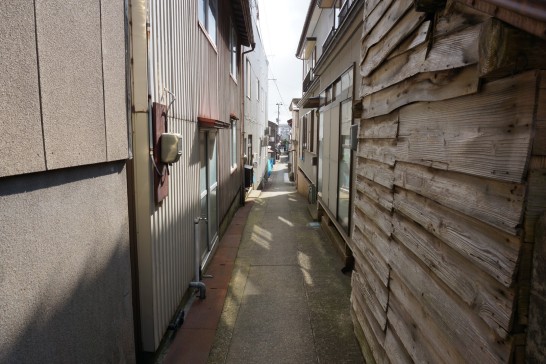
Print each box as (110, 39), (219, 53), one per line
(276, 102), (282, 124)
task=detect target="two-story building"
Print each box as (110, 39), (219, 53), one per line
(295, 0), (364, 265)
(0, 0), (264, 361)
(295, 0), (546, 362)
(128, 0), (262, 355)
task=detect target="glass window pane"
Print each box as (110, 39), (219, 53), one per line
(209, 187), (218, 244)
(335, 80), (341, 100)
(208, 132), (217, 185)
(231, 25), (237, 77)
(231, 121), (237, 167)
(200, 195), (208, 258)
(200, 132), (206, 193)
(208, 0), (217, 44)
(198, 0), (206, 24)
(338, 100), (352, 233)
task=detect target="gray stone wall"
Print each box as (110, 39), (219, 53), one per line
(0, 162), (135, 363)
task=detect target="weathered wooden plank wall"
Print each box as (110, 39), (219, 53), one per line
(351, 0), (546, 362)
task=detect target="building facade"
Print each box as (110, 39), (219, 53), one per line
(295, 0), (364, 262)
(242, 4), (269, 191)
(296, 0), (546, 362)
(0, 0), (134, 361)
(1, 0), (261, 361)
(128, 0), (256, 353)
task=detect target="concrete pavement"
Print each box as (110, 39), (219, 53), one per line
(207, 157), (363, 363)
(162, 156), (363, 363)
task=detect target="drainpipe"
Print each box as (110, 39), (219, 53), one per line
(189, 217), (207, 299)
(240, 42), (256, 205)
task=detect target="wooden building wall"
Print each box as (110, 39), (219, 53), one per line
(351, 0), (546, 362)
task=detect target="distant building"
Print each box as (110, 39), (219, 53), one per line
(278, 124), (291, 141)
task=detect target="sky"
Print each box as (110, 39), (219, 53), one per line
(255, 0), (310, 125)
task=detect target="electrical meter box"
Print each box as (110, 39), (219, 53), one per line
(161, 133), (183, 164)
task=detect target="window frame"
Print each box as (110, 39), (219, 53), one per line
(229, 20), (237, 80)
(246, 59), (251, 99)
(198, 0), (218, 46)
(230, 119), (238, 171)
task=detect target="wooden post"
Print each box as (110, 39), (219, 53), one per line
(479, 18), (546, 79)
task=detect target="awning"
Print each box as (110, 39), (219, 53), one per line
(198, 116), (231, 129)
(230, 0), (254, 46)
(302, 96), (320, 109)
(318, 0), (341, 8)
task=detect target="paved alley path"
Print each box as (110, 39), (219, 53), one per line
(207, 157), (364, 363)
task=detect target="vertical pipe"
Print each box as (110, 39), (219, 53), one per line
(189, 218), (206, 299)
(194, 217), (200, 281)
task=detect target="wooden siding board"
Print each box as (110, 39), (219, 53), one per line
(394, 162), (526, 235)
(392, 211), (515, 336)
(524, 163), (546, 242)
(351, 286), (388, 363)
(533, 76), (546, 155)
(361, 10), (427, 77)
(396, 70), (537, 183)
(456, 0), (546, 40)
(352, 219), (391, 287)
(388, 237), (512, 363)
(363, 0), (395, 40)
(384, 325), (413, 364)
(356, 139), (397, 166)
(352, 271), (387, 331)
(362, 22), (480, 98)
(356, 156), (394, 189)
(388, 271), (467, 363)
(363, 65), (479, 119)
(353, 252), (389, 311)
(355, 177), (394, 212)
(355, 192), (393, 237)
(362, 0), (414, 63)
(420, 23), (480, 72)
(360, 111), (399, 140)
(394, 188), (520, 288)
(435, 0), (491, 37)
(479, 18), (546, 79)
(387, 20), (431, 60)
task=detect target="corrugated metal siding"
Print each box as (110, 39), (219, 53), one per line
(148, 0), (202, 345)
(134, 0), (244, 350)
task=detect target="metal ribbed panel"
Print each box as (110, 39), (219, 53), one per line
(147, 0), (201, 347)
(136, 0), (244, 350)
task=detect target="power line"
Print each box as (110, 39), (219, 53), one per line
(268, 69), (285, 106)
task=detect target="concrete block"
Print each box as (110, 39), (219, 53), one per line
(0, 0), (46, 177)
(101, 0), (128, 161)
(36, 0), (106, 169)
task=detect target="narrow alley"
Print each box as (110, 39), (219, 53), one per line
(162, 155), (364, 363)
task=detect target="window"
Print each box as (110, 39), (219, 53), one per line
(198, 0), (217, 45)
(301, 115), (307, 157)
(301, 111), (315, 153)
(231, 119), (237, 169)
(230, 21), (237, 78)
(337, 99), (352, 233)
(246, 59), (251, 99)
(256, 79), (260, 101)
